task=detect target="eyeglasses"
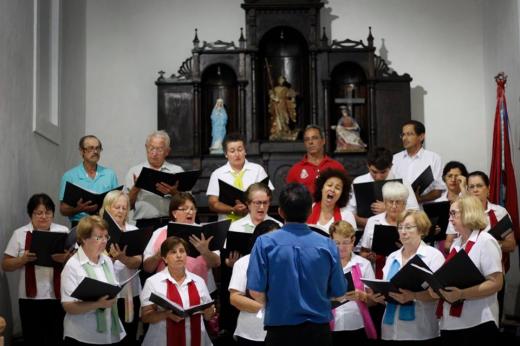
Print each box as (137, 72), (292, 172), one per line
(449, 209), (460, 217)
(147, 146), (165, 154)
(177, 207), (197, 213)
(468, 184), (485, 190)
(82, 146), (102, 153)
(33, 210), (53, 217)
(397, 225), (417, 232)
(91, 234), (110, 241)
(250, 200), (269, 207)
(334, 239), (353, 246)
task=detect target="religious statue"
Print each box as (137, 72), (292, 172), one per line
(267, 75), (300, 141)
(209, 98), (228, 154)
(334, 105), (367, 152)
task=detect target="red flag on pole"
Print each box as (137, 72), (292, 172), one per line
(489, 72), (519, 242)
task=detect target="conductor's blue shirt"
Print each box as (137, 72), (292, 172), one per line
(247, 223), (347, 326)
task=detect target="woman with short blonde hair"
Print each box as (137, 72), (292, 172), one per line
(432, 194), (503, 344)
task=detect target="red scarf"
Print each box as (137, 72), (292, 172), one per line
(24, 231), (63, 299)
(435, 237), (476, 318)
(306, 202), (342, 225)
(166, 278), (201, 346)
(489, 209), (510, 272)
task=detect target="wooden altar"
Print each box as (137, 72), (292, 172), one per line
(156, 0), (412, 209)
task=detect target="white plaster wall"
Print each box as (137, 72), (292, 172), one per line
(85, 0), (245, 179)
(328, 0), (488, 171)
(0, 0), (86, 341)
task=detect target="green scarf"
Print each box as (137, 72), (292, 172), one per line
(82, 259), (120, 335)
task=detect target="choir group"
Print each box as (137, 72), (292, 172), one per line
(1, 120), (515, 346)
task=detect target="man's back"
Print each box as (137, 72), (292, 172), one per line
(247, 223), (346, 326)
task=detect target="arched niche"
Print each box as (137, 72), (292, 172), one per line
(257, 26), (309, 141)
(329, 62), (368, 153)
(201, 64), (238, 155)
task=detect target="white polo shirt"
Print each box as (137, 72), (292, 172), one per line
(113, 223), (141, 297)
(359, 212), (390, 250)
(228, 254), (266, 341)
(439, 230), (502, 330)
(124, 161), (184, 220)
(347, 172), (419, 214)
(4, 222), (69, 300)
(206, 160), (272, 221)
(61, 247), (126, 344)
(381, 242), (445, 340)
(391, 148), (445, 197)
(333, 254), (375, 332)
(140, 268), (213, 346)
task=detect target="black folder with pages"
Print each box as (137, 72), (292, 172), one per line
(353, 179), (403, 218)
(488, 215), (513, 240)
(150, 292), (214, 318)
(62, 182), (123, 215)
(102, 212), (153, 256)
(135, 168), (200, 197)
(409, 250), (485, 299)
(167, 220), (231, 257)
(217, 177), (270, 207)
(422, 201), (450, 242)
(29, 230), (69, 267)
(71, 270), (141, 301)
(371, 224), (401, 256)
(411, 166), (434, 196)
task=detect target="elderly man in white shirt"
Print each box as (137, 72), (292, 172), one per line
(125, 130), (183, 230)
(391, 121), (445, 205)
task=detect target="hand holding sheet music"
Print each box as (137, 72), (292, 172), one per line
(29, 230), (70, 267)
(135, 168), (200, 197)
(71, 270), (141, 301)
(409, 250), (485, 301)
(411, 166), (434, 196)
(102, 211), (153, 256)
(62, 182), (123, 215)
(150, 292), (214, 318)
(488, 215), (513, 240)
(167, 220), (230, 257)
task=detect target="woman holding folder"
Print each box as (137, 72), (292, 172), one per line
(61, 215), (126, 345)
(371, 210), (444, 344)
(140, 236), (216, 346)
(359, 181), (408, 278)
(329, 220), (376, 344)
(143, 192), (221, 293)
(2, 193), (70, 346)
(306, 168), (356, 232)
(228, 219), (281, 345)
(101, 191), (142, 345)
(431, 195), (502, 344)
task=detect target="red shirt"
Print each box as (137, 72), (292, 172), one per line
(286, 155), (346, 196)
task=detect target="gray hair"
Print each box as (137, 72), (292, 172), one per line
(382, 181), (409, 201)
(145, 130), (171, 149)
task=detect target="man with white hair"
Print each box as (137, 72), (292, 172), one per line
(124, 130), (183, 229)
